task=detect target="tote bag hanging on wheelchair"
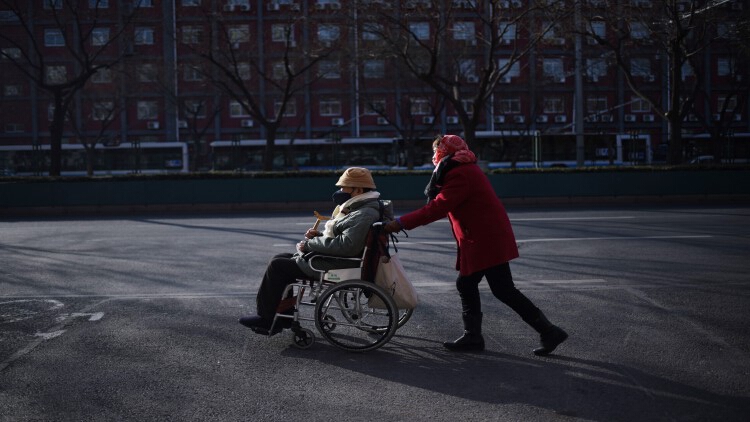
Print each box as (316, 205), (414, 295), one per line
(370, 254), (419, 310)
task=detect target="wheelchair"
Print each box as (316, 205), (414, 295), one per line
(264, 223), (413, 352)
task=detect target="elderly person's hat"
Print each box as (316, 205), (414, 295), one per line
(336, 167), (376, 189)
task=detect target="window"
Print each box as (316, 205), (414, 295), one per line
(461, 100), (475, 115)
(409, 22), (430, 40)
(717, 96), (738, 111)
(630, 58), (651, 77)
(3, 85), (21, 96)
(237, 62), (251, 80)
(182, 27), (203, 44)
(92, 28), (110, 46)
(543, 97), (564, 114)
(453, 22), (476, 42)
(319, 60), (340, 79)
(319, 99), (342, 116)
(318, 24), (340, 43)
(182, 0), (200, 5)
(272, 24), (294, 44)
(630, 22), (649, 40)
(717, 22), (736, 39)
(45, 29), (65, 47)
(497, 98), (521, 114)
(137, 64), (158, 82)
(229, 101), (251, 117)
(498, 22), (516, 44)
(46, 65), (67, 84)
(362, 23), (383, 41)
(274, 100), (296, 118)
(542, 22), (563, 43)
(183, 65), (204, 82)
(364, 99), (386, 115)
(4, 123), (23, 133)
(631, 96), (651, 113)
(497, 59), (521, 77)
(542, 58), (564, 80)
(227, 0), (250, 7)
(89, 0), (110, 8)
(91, 68), (112, 83)
(92, 101), (115, 121)
(681, 62), (694, 80)
(363, 60), (385, 79)
(1, 48), (22, 60)
(459, 59), (476, 79)
(135, 27), (155, 45)
(586, 97), (608, 113)
(586, 58), (607, 80)
(134, 0), (154, 7)
(228, 25), (250, 44)
(184, 100), (206, 118)
(44, 0), (63, 9)
(588, 21), (605, 44)
(717, 58), (735, 77)
(137, 101), (158, 119)
(410, 98), (431, 115)
(272, 62), (288, 79)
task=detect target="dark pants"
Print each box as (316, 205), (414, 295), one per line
(256, 253), (308, 320)
(456, 262), (540, 323)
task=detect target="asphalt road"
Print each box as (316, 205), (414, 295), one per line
(1, 204), (749, 421)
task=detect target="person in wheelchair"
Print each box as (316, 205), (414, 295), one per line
(239, 167), (394, 335)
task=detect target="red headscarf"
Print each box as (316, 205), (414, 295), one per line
(432, 135), (477, 166)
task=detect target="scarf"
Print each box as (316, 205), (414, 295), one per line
(431, 134), (477, 166)
(324, 191), (381, 237)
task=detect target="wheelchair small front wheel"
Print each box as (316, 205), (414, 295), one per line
(292, 328), (315, 349)
(314, 279), (398, 352)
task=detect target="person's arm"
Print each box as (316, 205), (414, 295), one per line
(397, 168), (470, 230)
(306, 212), (375, 257)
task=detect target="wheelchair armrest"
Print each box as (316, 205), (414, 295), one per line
(308, 254), (362, 273)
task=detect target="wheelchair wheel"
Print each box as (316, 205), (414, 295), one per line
(314, 280), (398, 352)
(373, 307), (414, 333)
(292, 328), (315, 350)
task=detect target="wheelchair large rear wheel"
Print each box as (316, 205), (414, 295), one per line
(314, 280), (398, 352)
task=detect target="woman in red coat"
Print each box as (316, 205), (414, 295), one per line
(385, 134), (568, 355)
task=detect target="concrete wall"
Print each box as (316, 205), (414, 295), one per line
(1, 169), (749, 215)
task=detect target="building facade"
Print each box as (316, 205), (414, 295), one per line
(0, 0), (748, 174)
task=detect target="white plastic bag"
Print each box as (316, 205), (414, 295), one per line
(370, 254), (418, 310)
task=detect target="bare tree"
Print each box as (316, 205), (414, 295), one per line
(193, 10), (339, 171)
(0, 0), (138, 176)
(354, 0), (567, 151)
(580, 0), (748, 164)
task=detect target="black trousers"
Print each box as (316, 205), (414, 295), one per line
(255, 253), (308, 320)
(456, 262), (540, 323)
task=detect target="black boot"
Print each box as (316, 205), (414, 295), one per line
(528, 311), (568, 356)
(444, 312), (485, 352)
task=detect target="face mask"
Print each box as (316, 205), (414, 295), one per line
(332, 190), (351, 206)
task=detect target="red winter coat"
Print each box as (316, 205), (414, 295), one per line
(399, 163), (519, 276)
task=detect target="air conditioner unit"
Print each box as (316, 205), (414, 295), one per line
(557, 77), (566, 83)
(643, 114), (655, 122)
(177, 120), (187, 128)
(239, 4), (250, 11)
(231, 42), (240, 50)
(639, 0), (652, 7)
(512, 0), (522, 7)
(290, 3), (301, 11)
(422, 116), (435, 124)
(500, 77), (511, 84)
(314, 3), (325, 10)
(466, 76), (479, 83)
(147, 121), (160, 130)
(624, 114), (636, 122)
(647, 74), (655, 82)
(554, 38), (565, 45)
(267, 3), (280, 10)
(223, 5), (235, 11)
(330, 2), (341, 9)
(601, 115), (613, 123)
(513, 115), (525, 123)
(377, 117), (389, 125)
(686, 113), (699, 122)
(588, 115), (600, 122)
(677, 2), (687, 11)
(554, 115), (567, 123)
(499, 1), (510, 8)
(446, 116), (459, 124)
(241, 119), (254, 128)
(734, 114), (742, 122)
(331, 117), (345, 126)
(537, 115), (549, 123)
(493, 115), (505, 124)
(501, 38), (512, 45)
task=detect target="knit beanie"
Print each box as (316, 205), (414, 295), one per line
(336, 167), (376, 189)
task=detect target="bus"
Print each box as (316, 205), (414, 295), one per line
(210, 138), (397, 171)
(0, 142), (189, 176)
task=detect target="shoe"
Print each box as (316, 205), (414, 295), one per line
(527, 311), (568, 356)
(443, 332), (485, 352)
